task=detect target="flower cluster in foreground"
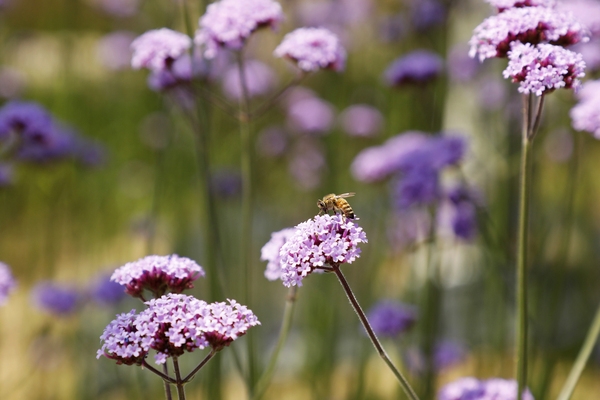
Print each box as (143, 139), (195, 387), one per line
(97, 294), (260, 365)
(438, 377), (534, 400)
(110, 254), (205, 299)
(261, 227), (297, 281)
(278, 214), (367, 287)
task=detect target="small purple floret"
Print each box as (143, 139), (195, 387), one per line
(384, 50), (444, 86)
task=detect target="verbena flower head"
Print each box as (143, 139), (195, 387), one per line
(384, 50), (444, 86)
(131, 28), (192, 71)
(339, 104), (383, 137)
(0, 262), (16, 306)
(261, 227), (297, 281)
(274, 27), (346, 72)
(0, 100), (53, 141)
(570, 79), (600, 138)
(111, 255), (205, 299)
(438, 377), (535, 400)
(287, 97), (335, 134)
(503, 42), (585, 95)
(469, 6), (588, 61)
(90, 273), (126, 306)
(279, 214), (367, 287)
(367, 300), (417, 337)
(195, 0), (284, 59)
(485, 0), (555, 13)
(410, 0), (446, 32)
(31, 282), (80, 316)
(97, 310), (146, 365)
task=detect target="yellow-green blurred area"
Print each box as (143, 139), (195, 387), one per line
(1, 0), (600, 399)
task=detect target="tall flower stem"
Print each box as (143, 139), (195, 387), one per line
(252, 286), (299, 400)
(516, 93), (544, 400)
(162, 364), (173, 400)
(236, 50), (257, 393)
(556, 302), (600, 400)
(332, 265), (420, 400)
(173, 357), (186, 400)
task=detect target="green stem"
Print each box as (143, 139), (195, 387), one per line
(173, 357), (186, 400)
(420, 236), (440, 400)
(516, 94), (533, 400)
(252, 287), (299, 400)
(556, 303), (600, 400)
(163, 363), (173, 400)
(332, 265), (420, 400)
(236, 50), (257, 394)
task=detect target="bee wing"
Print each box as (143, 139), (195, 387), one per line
(337, 192), (355, 198)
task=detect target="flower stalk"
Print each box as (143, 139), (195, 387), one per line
(332, 264), (420, 400)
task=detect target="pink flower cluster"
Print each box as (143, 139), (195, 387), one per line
(131, 28), (192, 71)
(503, 42), (585, 95)
(279, 214), (367, 287)
(274, 27), (346, 72)
(97, 294), (260, 365)
(195, 0), (284, 58)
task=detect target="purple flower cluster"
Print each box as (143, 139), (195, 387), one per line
(503, 42), (585, 95)
(90, 273), (127, 306)
(195, 0), (284, 58)
(261, 227), (297, 281)
(111, 255), (205, 299)
(0, 262), (16, 306)
(97, 294), (260, 365)
(405, 341), (467, 374)
(446, 185), (479, 240)
(469, 6), (588, 62)
(570, 79), (600, 138)
(351, 132), (466, 209)
(287, 97), (335, 134)
(279, 214), (367, 287)
(367, 300), (417, 337)
(438, 377), (534, 400)
(0, 101), (105, 171)
(131, 28), (192, 71)
(384, 50), (444, 86)
(274, 27), (346, 72)
(339, 104), (383, 137)
(31, 282), (81, 316)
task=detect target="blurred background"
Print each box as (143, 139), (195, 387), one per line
(1, 0), (600, 399)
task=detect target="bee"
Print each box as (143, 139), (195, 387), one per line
(317, 193), (356, 219)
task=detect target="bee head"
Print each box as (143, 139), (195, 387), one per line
(317, 199), (326, 212)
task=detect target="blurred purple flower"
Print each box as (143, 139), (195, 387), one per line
(503, 42), (585, 96)
(287, 97), (335, 134)
(261, 227), (297, 281)
(31, 282), (80, 316)
(288, 138), (326, 190)
(279, 214), (367, 287)
(0, 262), (16, 306)
(339, 104), (383, 137)
(448, 45), (481, 82)
(96, 31), (136, 70)
(90, 273), (126, 306)
(378, 14), (408, 43)
(573, 38), (600, 71)
(405, 340), (466, 375)
(410, 0), (446, 32)
(111, 254), (205, 299)
(256, 126), (288, 158)
(221, 60), (276, 100)
(557, 0), (600, 37)
(445, 185), (479, 240)
(296, 0), (372, 27)
(0, 101), (53, 141)
(570, 79), (600, 138)
(210, 168), (242, 199)
(393, 167), (440, 209)
(0, 163), (14, 187)
(0, 67), (26, 99)
(366, 300), (417, 337)
(469, 6), (589, 62)
(274, 27), (346, 72)
(195, 0), (284, 59)
(438, 377), (535, 400)
(131, 28), (192, 72)
(384, 50), (444, 86)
